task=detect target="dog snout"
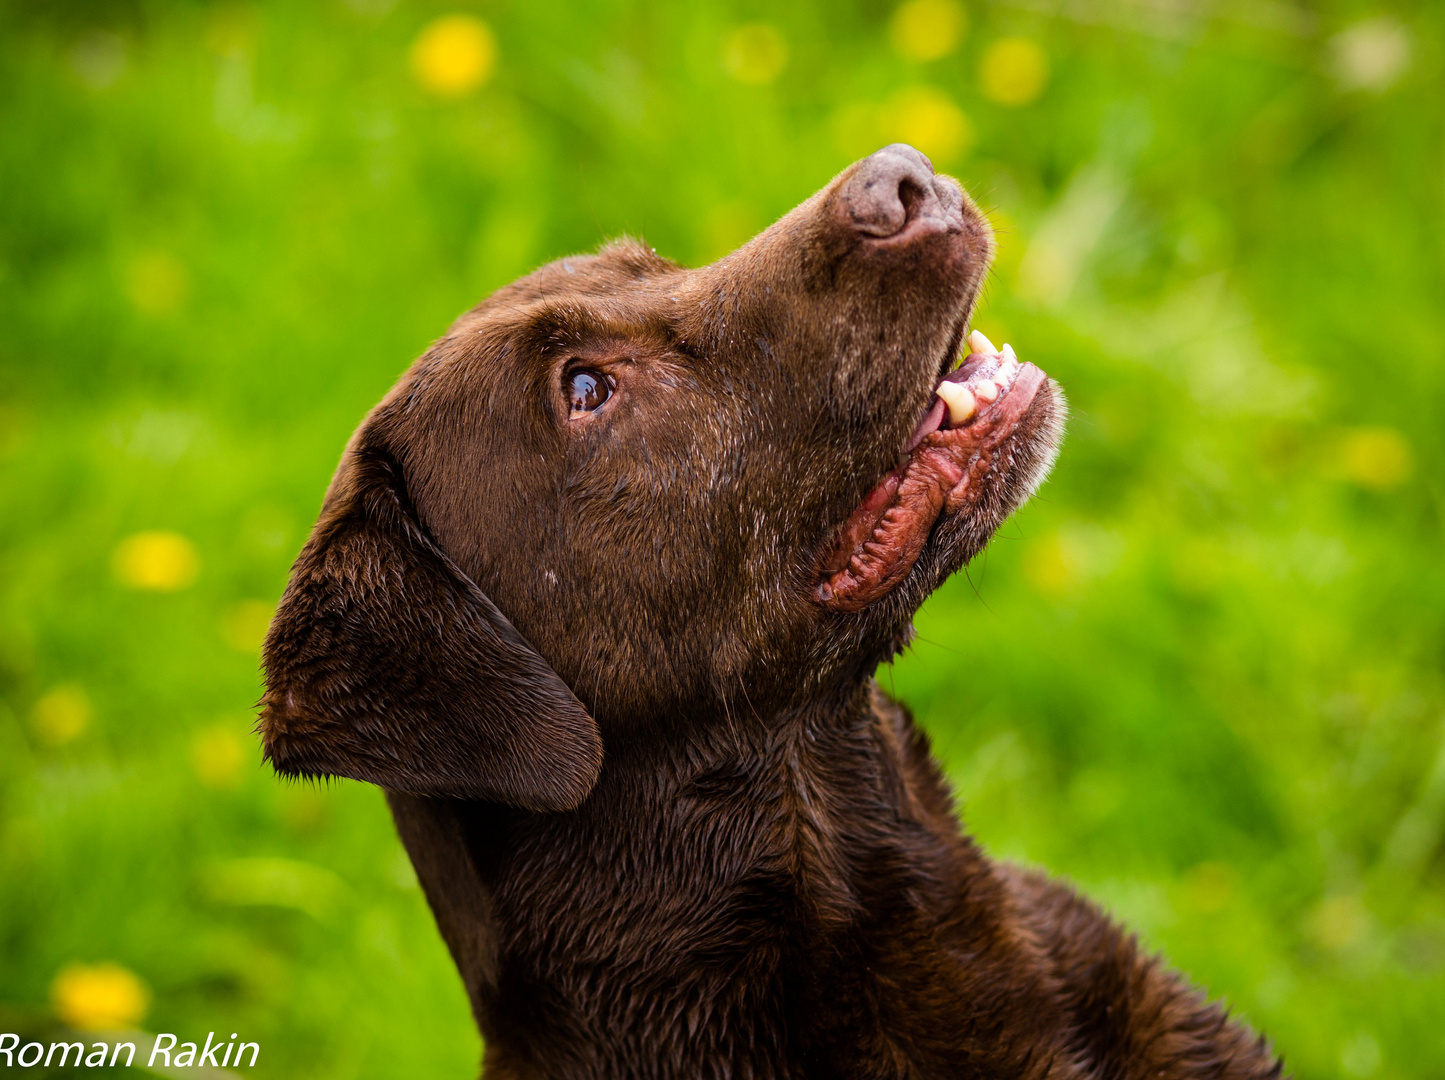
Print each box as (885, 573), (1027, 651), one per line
(837, 143), (954, 239)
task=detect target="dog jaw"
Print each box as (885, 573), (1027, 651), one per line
(813, 342), (1065, 614)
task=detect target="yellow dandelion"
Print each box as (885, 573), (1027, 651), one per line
(890, 0), (967, 62)
(31, 685), (93, 746)
(124, 252), (189, 316)
(52, 962), (150, 1030)
(980, 37), (1049, 106)
(112, 531), (199, 591)
(191, 724), (249, 790)
(722, 24), (788, 86)
(1022, 533), (1074, 595)
(281, 787), (329, 833)
(205, 5), (256, 57)
(1338, 427), (1412, 489)
(884, 86), (973, 165)
(221, 599), (275, 653)
(410, 14), (497, 99)
(1310, 894), (1368, 951)
(1183, 861), (1235, 913)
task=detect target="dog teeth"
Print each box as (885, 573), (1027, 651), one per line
(935, 381), (977, 425)
(935, 340), (1020, 425)
(995, 347), (1019, 387)
(967, 330), (998, 356)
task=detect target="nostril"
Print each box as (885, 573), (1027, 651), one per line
(838, 143), (944, 239)
(896, 177), (929, 223)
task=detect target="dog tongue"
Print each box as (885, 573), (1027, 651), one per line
(905, 398), (946, 453)
(904, 349), (1004, 453)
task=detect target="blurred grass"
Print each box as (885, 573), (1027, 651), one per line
(1, 1), (1441, 1077)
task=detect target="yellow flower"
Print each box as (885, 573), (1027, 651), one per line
(31, 685), (93, 746)
(124, 252), (189, 316)
(980, 37), (1049, 106)
(722, 24), (788, 85)
(1183, 861), (1235, 913)
(890, 0), (967, 62)
(52, 963), (150, 1030)
(112, 531), (199, 591)
(1338, 427), (1412, 488)
(410, 14), (497, 99)
(221, 599), (275, 653)
(1023, 532), (1074, 595)
(192, 723), (249, 790)
(1310, 894), (1369, 951)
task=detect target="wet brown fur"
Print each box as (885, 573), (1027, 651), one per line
(260, 147), (1282, 1079)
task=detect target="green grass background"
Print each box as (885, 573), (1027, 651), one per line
(1, 0), (1442, 1076)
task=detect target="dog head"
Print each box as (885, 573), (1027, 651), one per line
(259, 144), (1064, 809)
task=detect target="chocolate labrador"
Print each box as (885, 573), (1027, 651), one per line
(259, 145), (1281, 1079)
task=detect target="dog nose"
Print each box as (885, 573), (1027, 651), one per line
(837, 144), (944, 239)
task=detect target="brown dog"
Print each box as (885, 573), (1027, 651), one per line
(259, 145), (1281, 1079)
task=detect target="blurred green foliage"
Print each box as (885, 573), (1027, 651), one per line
(1, 0), (1442, 1076)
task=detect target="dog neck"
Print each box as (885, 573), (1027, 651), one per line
(385, 677), (1080, 1079)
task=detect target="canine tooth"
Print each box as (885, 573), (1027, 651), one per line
(967, 330), (998, 356)
(973, 380), (999, 404)
(1002, 343), (1019, 363)
(935, 381), (977, 424)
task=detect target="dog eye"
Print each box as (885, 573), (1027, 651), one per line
(567, 370), (612, 418)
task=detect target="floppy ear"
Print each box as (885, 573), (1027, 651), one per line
(259, 444), (602, 811)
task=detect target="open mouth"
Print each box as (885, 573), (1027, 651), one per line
(814, 331), (1049, 613)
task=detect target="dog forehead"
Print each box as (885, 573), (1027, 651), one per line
(473, 239), (682, 311)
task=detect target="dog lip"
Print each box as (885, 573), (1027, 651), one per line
(814, 353), (1047, 611)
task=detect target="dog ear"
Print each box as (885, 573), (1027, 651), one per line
(259, 444), (602, 811)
